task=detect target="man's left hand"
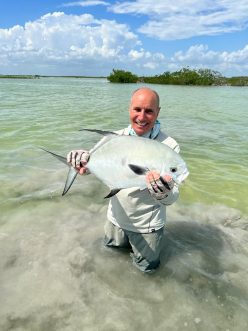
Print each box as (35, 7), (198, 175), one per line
(146, 171), (174, 200)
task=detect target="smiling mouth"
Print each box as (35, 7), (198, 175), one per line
(136, 121), (148, 127)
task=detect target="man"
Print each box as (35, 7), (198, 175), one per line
(67, 87), (184, 273)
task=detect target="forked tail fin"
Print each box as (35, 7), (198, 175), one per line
(40, 147), (78, 196)
(40, 147), (68, 165)
(62, 167), (78, 195)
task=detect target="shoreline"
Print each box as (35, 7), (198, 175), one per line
(0, 75), (106, 79)
(1, 74), (248, 86)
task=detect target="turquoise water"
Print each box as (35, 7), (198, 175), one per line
(0, 78), (248, 330)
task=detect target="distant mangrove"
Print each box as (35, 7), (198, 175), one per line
(107, 68), (248, 86)
(107, 69), (138, 83)
(1, 70), (248, 86)
(0, 74), (41, 79)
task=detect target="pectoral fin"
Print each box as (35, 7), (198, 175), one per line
(128, 164), (149, 175)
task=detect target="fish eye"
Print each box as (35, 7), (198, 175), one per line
(170, 167), (177, 173)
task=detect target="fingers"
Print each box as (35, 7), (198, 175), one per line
(67, 150), (89, 167)
(67, 151), (78, 168)
(146, 170), (160, 183)
(146, 171), (174, 200)
(160, 174), (174, 190)
(67, 150), (90, 174)
(79, 167), (88, 175)
(146, 171), (161, 193)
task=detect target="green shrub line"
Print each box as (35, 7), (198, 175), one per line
(107, 68), (248, 86)
(107, 69), (139, 83)
(1, 68), (248, 86)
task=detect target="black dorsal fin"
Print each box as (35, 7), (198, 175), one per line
(79, 128), (118, 136)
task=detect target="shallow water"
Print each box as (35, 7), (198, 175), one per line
(0, 78), (248, 330)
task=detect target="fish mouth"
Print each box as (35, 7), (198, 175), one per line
(173, 167), (189, 185)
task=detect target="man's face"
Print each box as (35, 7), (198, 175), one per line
(129, 89), (160, 136)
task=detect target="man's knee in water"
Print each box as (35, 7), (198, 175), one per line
(131, 252), (160, 273)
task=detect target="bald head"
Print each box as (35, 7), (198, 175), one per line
(129, 87), (161, 136)
(131, 87), (160, 108)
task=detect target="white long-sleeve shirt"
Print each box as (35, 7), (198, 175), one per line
(107, 128), (180, 233)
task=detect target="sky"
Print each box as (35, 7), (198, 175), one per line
(0, 0), (248, 76)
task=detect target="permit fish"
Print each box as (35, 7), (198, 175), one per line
(41, 129), (189, 198)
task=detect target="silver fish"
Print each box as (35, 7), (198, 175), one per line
(42, 129), (189, 198)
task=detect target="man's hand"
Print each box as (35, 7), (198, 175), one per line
(146, 171), (174, 200)
(67, 150), (90, 175)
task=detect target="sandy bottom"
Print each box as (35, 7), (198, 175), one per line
(0, 183), (248, 331)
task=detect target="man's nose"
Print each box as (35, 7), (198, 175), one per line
(138, 109), (146, 119)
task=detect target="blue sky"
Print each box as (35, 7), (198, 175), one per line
(0, 0), (248, 76)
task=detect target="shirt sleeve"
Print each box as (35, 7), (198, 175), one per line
(162, 136), (180, 154)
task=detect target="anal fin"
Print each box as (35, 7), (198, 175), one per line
(104, 189), (121, 199)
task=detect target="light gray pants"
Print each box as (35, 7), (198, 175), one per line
(104, 220), (164, 273)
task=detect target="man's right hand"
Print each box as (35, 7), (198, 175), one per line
(67, 150), (90, 175)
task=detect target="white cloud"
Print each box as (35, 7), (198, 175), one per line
(111, 0), (248, 40)
(128, 49), (165, 71)
(0, 11), (170, 75)
(171, 44), (248, 75)
(143, 62), (158, 70)
(0, 11), (248, 76)
(128, 49), (145, 60)
(128, 49), (164, 61)
(0, 12), (142, 74)
(61, 1), (109, 8)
